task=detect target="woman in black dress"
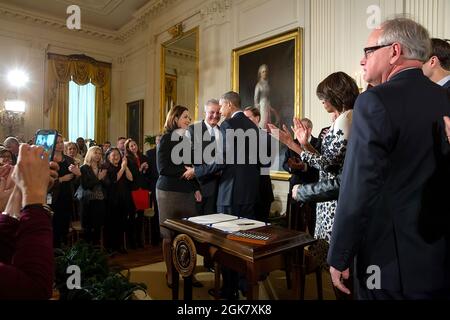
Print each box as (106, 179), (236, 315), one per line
(104, 148), (134, 253)
(79, 146), (107, 245)
(51, 134), (76, 248)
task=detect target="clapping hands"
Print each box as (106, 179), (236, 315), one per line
(267, 123), (294, 147)
(98, 169), (107, 180)
(121, 156), (128, 169)
(68, 164), (81, 177)
(139, 162), (149, 173)
(292, 118), (309, 146)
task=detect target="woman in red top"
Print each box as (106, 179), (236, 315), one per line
(124, 139), (150, 249)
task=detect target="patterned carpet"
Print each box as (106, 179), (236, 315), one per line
(125, 255), (336, 300)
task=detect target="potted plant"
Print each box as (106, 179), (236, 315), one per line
(54, 242), (147, 300)
(144, 133), (160, 149)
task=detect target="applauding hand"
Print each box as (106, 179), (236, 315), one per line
(267, 123), (294, 147)
(292, 118), (309, 146)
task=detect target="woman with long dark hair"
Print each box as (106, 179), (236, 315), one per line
(125, 138), (150, 249)
(104, 147), (134, 253)
(157, 105), (202, 288)
(269, 72), (359, 268)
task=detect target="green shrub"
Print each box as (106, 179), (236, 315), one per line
(54, 241), (147, 300)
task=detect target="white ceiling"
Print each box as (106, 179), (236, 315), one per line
(0, 0), (150, 30)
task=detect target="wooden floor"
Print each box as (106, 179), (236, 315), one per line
(108, 242), (336, 300)
(107, 243), (164, 271)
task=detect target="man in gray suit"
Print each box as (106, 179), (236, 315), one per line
(188, 99), (222, 215)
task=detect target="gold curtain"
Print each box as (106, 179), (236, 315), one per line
(45, 54), (111, 142)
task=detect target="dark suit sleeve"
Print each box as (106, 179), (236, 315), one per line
(282, 147), (291, 172)
(194, 122), (227, 178)
(327, 91), (395, 271)
(297, 174), (341, 203)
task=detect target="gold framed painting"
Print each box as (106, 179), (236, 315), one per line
(232, 28), (303, 181)
(126, 99), (144, 151)
(164, 73), (177, 117)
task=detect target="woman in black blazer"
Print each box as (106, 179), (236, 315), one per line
(125, 138), (150, 249)
(79, 146), (107, 245)
(157, 105), (202, 288)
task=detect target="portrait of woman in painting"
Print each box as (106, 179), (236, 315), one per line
(254, 64), (281, 130)
(254, 64), (271, 129)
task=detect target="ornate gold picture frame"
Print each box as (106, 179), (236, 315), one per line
(232, 28), (303, 180)
(126, 100), (144, 151)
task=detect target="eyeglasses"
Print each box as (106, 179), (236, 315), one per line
(363, 43), (393, 59)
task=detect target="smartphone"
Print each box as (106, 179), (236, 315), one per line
(34, 129), (58, 162)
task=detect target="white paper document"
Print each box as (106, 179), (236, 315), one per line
(186, 213), (238, 225)
(186, 214), (268, 232)
(210, 218), (267, 233)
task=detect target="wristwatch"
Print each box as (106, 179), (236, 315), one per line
(22, 203), (54, 218)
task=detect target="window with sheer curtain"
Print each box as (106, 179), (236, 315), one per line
(68, 80), (96, 142)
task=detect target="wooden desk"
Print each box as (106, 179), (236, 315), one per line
(161, 218), (315, 300)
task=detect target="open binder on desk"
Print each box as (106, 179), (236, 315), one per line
(186, 214), (272, 243)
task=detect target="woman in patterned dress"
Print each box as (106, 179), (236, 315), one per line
(269, 72), (359, 267)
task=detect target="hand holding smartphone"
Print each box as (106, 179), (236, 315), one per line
(34, 129), (58, 162)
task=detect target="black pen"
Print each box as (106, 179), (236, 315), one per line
(237, 223), (255, 226)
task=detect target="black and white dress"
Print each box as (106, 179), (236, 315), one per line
(300, 110), (353, 266)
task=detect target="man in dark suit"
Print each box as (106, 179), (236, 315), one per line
(283, 118), (319, 233)
(188, 99), (221, 215)
(423, 38), (450, 92)
(145, 135), (161, 245)
(328, 18), (450, 299)
(184, 92), (260, 219)
(244, 106), (275, 223)
(183, 91), (262, 299)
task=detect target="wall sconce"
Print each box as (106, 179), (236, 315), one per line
(1, 99), (25, 137)
(1, 69), (28, 138)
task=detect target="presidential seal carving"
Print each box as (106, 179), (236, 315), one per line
(172, 234), (197, 277)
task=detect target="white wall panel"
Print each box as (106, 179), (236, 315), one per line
(236, 0), (298, 44)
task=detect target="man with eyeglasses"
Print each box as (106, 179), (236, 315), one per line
(328, 18), (450, 300)
(187, 99), (222, 216)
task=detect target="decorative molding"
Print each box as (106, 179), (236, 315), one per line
(30, 39), (50, 53)
(116, 56), (126, 65)
(168, 23), (184, 39)
(55, 0), (123, 16)
(0, 0), (182, 43)
(117, 0), (181, 41)
(200, 0), (232, 25)
(0, 4), (120, 41)
(167, 47), (196, 61)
